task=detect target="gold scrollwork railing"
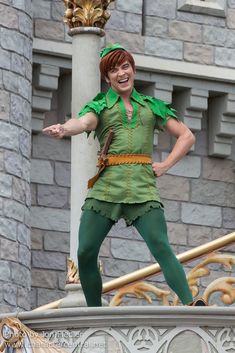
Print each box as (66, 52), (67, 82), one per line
(103, 232), (235, 294)
(0, 317), (67, 353)
(105, 232), (235, 306)
(109, 252), (235, 307)
(32, 231), (235, 310)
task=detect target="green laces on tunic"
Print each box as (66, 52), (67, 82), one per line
(78, 88), (178, 206)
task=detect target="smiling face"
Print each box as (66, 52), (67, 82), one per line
(99, 49), (136, 97)
(106, 60), (135, 96)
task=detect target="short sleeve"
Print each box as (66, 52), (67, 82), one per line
(143, 96), (179, 131)
(78, 92), (107, 118)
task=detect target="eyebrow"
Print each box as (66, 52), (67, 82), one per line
(110, 61), (129, 71)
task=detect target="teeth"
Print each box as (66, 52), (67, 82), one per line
(119, 79), (128, 83)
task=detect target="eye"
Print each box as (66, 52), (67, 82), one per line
(123, 63), (130, 69)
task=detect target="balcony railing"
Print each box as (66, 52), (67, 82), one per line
(33, 231), (235, 310)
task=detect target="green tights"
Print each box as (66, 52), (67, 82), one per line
(78, 208), (193, 306)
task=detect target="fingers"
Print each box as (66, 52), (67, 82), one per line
(152, 162), (165, 177)
(152, 163), (157, 176)
(42, 124), (64, 138)
(152, 168), (159, 177)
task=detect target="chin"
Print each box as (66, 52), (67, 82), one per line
(118, 84), (133, 92)
(112, 82), (133, 95)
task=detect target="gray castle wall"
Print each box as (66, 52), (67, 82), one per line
(30, 0), (235, 309)
(1, 0), (234, 311)
(0, 0), (33, 312)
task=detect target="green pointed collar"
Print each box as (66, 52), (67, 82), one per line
(106, 88), (146, 108)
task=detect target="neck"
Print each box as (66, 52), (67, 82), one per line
(111, 86), (133, 101)
(120, 92), (131, 102)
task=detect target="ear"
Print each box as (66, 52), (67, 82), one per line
(104, 76), (110, 84)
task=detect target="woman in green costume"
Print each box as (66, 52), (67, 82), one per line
(43, 44), (205, 307)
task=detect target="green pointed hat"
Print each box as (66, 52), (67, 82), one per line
(100, 43), (125, 59)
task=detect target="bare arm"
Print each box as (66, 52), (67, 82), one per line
(42, 112), (98, 138)
(152, 118), (195, 177)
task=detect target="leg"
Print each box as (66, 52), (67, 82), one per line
(133, 208), (193, 305)
(78, 209), (114, 306)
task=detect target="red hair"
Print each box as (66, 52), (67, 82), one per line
(99, 49), (135, 79)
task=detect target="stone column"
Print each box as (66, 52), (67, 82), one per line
(0, 1), (33, 311)
(63, 1), (114, 262)
(69, 29), (103, 261)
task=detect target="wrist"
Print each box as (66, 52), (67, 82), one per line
(161, 160), (170, 171)
(60, 124), (67, 136)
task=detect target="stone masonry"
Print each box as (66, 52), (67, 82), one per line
(0, 0), (32, 312)
(28, 0), (235, 309)
(30, 115), (70, 307)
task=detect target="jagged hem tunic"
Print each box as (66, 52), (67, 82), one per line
(78, 88), (178, 224)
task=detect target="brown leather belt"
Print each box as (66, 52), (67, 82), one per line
(88, 154), (152, 189)
(98, 154), (152, 167)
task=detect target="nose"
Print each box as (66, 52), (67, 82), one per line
(118, 68), (125, 77)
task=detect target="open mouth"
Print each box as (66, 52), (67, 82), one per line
(118, 78), (129, 84)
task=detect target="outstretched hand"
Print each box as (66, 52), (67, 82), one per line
(152, 162), (168, 177)
(42, 124), (65, 139)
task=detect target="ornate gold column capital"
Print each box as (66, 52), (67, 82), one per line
(63, 0), (115, 29)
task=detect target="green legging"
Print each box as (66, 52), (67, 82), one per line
(78, 208), (193, 306)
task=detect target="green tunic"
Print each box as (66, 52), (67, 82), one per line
(78, 88), (177, 205)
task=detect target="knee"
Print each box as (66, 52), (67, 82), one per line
(77, 247), (85, 264)
(77, 246), (97, 266)
(150, 235), (172, 256)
